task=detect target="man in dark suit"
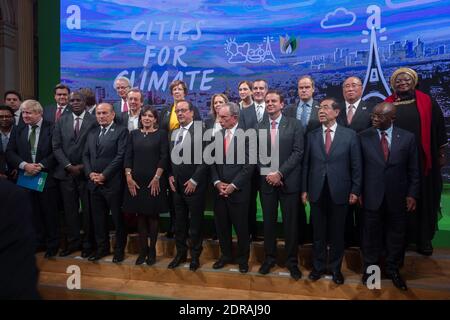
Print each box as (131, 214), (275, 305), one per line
(0, 105), (16, 179)
(115, 88), (143, 131)
(239, 79), (269, 241)
(3, 90), (25, 128)
(6, 99), (60, 258)
(337, 76), (375, 247)
(257, 90), (304, 280)
(0, 178), (40, 299)
(359, 102), (420, 291)
(283, 75), (320, 245)
(82, 103), (128, 263)
(283, 75), (321, 134)
(167, 100), (207, 271)
(210, 102), (255, 273)
(158, 80), (201, 238)
(302, 97), (362, 285)
(113, 76), (131, 115)
(53, 91), (97, 258)
(43, 83), (72, 124)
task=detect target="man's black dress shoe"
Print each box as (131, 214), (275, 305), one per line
(308, 269), (323, 281)
(387, 271), (407, 291)
(288, 265), (302, 281)
(113, 252), (125, 263)
(135, 254), (146, 265)
(189, 258), (200, 271)
(239, 263), (249, 273)
(88, 251), (109, 262)
(258, 260), (276, 275)
(168, 255), (187, 269)
(417, 241), (433, 256)
(212, 259), (229, 270)
(81, 250), (93, 259)
(59, 247), (79, 257)
(332, 271), (344, 285)
(44, 250), (58, 259)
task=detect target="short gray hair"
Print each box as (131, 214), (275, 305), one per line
(114, 76), (131, 88)
(21, 100), (43, 114)
(223, 102), (240, 117)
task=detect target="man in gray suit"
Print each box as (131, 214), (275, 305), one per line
(43, 84), (72, 124)
(283, 75), (321, 134)
(302, 97), (362, 285)
(257, 90), (304, 280)
(82, 103), (128, 263)
(53, 91), (97, 257)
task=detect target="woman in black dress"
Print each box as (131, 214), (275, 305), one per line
(385, 67), (447, 255)
(123, 106), (169, 265)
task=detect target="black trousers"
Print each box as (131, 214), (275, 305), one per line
(310, 181), (347, 273)
(344, 204), (362, 247)
(59, 176), (92, 250)
(247, 172), (259, 238)
(28, 187), (60, 251)
(260, 190), (299, 267)
(173, 188), (205, 259)
(214, 195), (250, 264)
(362, 198), (407, 274)
(90, 187), (126, 254)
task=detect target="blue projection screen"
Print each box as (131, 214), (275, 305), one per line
(60, 0), (450, 180)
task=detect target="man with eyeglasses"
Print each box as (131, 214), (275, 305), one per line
(0, 105), (16, 179)
(337, 76), (375, 248)
(113, 76), (131, 115)
(359, 102), (419, 291)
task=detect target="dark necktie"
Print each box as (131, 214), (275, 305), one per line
(325, 128), (332, 155)
(56, 107), (63, 122)
(29, 125), (38, 156)
(97, 127), (107, 146)
(74, 117), (81, 138)
(175, 127), (185, 145)
(380, 131), (389, 161)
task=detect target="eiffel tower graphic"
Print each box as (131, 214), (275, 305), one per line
(361, 27), (391, 102)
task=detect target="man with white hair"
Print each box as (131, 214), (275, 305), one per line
(6, 100), (59, 258)
(113, 76), (132, 115)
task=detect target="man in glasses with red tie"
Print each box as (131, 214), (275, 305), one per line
(359, 102), (419, 291)
(301, 97), (362, 285)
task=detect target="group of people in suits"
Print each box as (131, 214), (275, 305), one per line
(0, 66), (446, 293)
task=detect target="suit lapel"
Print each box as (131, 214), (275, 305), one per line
(327, 125), (341, 157)
(369, 128), (386, 165)
(388, 127), (401, 165)
(316, 127), (327, 158)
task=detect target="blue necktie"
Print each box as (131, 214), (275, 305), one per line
(300, 104), (309, 128)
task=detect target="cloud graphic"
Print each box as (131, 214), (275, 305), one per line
(320, 7), (356, 29)
(261, 0), (316, 12)
(385, 0), (441, 9)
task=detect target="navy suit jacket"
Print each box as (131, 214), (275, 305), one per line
(257, 115), (304, 194)
(159, 104), (202, 133)
(302, 124), (362, 205)
(43, 104), (71, 124)
(283, 99), (321, 134)
(337, 100), (374, 133)
(82, 123), (128, 192)
(52, 111), (97, 180)
(240, 103), (268, 130)
(359, 126), (420, 212)
(6, 119), (56, 188)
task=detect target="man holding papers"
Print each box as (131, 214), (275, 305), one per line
(6, 99), (59, 258)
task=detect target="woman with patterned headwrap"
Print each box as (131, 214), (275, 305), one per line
(385, 67), (447, 256)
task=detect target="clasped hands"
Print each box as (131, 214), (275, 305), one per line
(216, 182), (236, 197)
(89, 172), (105, 186)
(266, 171), (283, 187)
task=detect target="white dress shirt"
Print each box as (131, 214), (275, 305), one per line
(322, 121), (338, 144)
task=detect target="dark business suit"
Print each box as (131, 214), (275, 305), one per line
(337, 99), (374, 247)
(0, 179), (40, 300)
(43, 104), (71, 124)
(53, 111), (97, 251)
(210, 125), (255, 264)
(283, 99), (321, 134)
(82, 122), (128, 256)
(239, 103), (268, 240)
(6, 120), (60, 252)
(159, 103), (202, 235)
(359, 126), (420, 274)
(169, 121), (207, 259)
(283, 99), (320, 244)
(257, 115), (304, 267)
(302, 124), (362, 273)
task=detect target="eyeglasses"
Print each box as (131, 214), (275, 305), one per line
(318, 105), (334, 110)
(175, 108), (190, 114)
(343, 83), (362, 89)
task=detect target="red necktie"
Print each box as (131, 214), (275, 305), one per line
(325, 128), (332, 155)
(270, 120), (277, 145)
(224, 129), (232, 154)
(380, 131), (389, 161)
(123, 100), (129, 113)
(347, 105), (354, 125)
(56, 107), (63, 122)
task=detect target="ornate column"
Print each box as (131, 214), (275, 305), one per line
(0, 0), (18, 98)
(17, 0), (35, 99)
